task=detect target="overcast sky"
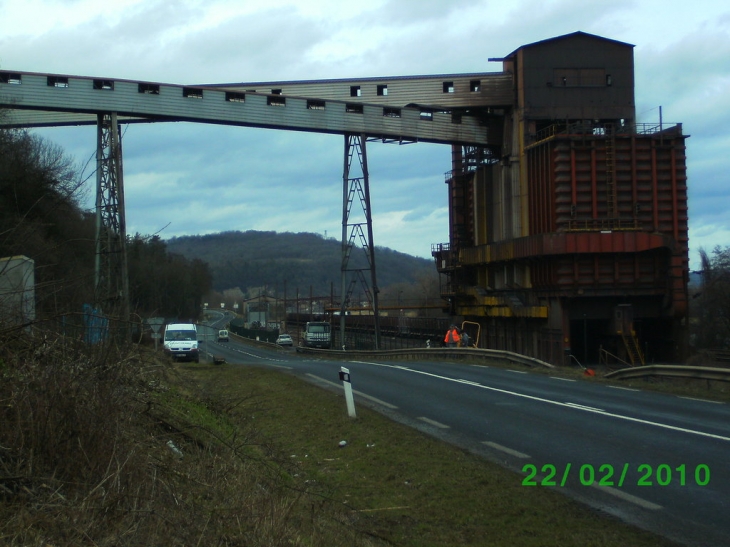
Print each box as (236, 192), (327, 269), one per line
(1, 0), (728, 270)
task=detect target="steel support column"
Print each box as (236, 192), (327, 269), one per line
(340, 134), (381, 349)
(95, 112), (130, 328)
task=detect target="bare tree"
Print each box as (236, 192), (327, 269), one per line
(693, 246), (730, 349)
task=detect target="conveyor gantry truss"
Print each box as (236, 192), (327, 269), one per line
(0, 69), (512, 343)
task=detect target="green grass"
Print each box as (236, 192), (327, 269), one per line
(173, 362), (683, 547)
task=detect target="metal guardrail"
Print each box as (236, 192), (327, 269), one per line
(295, 346), (554, 369)
(605, 365), (730, 383)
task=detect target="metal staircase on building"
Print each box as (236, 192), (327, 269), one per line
(621, 331), (645, 366)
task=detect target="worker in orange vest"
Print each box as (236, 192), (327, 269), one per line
(444, 325), (461, 347)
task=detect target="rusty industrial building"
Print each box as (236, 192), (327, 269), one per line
(431, 32), (689, 366)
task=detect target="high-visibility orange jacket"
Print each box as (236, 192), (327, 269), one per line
(444, 328), (461, 344)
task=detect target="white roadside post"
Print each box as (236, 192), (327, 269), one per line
(339, 366), (357, 418)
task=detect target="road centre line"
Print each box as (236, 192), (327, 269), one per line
(507, 370), (528, 374)
(550, 376), (576, 382)
(607, 385), (640, 392)
(232, 348), (287, 362)
(354, 361), (730, 442)
(305, 373), (398, 410)
(678, 396), (725, 404)
(482, 441), (530, 459)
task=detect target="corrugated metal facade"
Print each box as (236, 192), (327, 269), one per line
(433, 32), (690, 365)
(0, 72), (501, 146)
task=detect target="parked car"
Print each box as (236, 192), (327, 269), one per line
(276, 334), (293, 346)
(163, 323), (200, 362)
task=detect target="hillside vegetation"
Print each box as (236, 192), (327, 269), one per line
(166, 230), (437, 298)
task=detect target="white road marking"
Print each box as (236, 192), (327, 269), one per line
(359, 362), (730, 443)
(482, 441), (530, 459)
(417, 417), (450, 429)
(678, 396), (725, 405)
(230, 347), (288, 363)
(456, 379), (482, 386)
(305, 374), (398, 410)
(607, 385), (640, 392)
(550, 376), (576, 382)
(590, 484), (662, 510)
(507, 370), (528, 374)
(564, 402), (605, 412)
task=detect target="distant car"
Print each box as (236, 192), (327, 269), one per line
(218, 329), (229, 342)
(276, 334), (293, 346)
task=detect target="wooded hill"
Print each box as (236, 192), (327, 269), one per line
(165, 230), (436, 297)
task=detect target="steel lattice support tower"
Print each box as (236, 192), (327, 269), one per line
(340, 134), (381, 349)
(94, 113), (130, 326)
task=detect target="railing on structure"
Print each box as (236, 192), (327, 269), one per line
(528, 121), (683, 149)
(295, 345), (554, 369)
(564, 218), (641, 232)
(599, 347), (632, 370)
(605, 365), (730, 383)
(431, 242), (458, 274)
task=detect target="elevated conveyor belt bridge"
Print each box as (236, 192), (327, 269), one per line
(0, 69), (512, 345)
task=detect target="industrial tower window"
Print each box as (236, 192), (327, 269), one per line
(350, 85), (361, 97)
(271, 88), (282, 95)
(346, 103), (364, 114)
(470, 80), (481, 92)
(307, 99), (325, 110)
(420, 109), (433, 121)
(382, 107), (401, 118)
(377, 84), (388, 96)
(267, 96), (286, 107)
(443, 81), (454, 93)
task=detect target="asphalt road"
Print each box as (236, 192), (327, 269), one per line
(194, 324), (729, 547)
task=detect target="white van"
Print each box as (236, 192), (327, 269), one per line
(163, 323), (199, 362)
(218, 329), (229, 342)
